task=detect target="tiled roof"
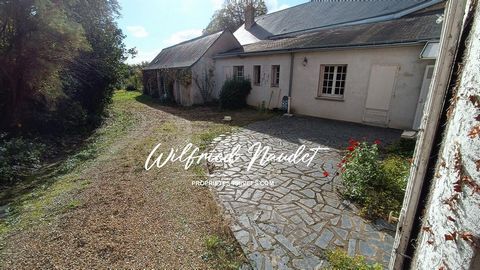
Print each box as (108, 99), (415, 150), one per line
(218, 12), (443, 57)
(235, 0), (442, 39)
(145, 31), (224, 70)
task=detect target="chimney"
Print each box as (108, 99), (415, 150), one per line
(244, 3), (255, 30)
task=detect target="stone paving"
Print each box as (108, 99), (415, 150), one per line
(208, 116), (402, 270)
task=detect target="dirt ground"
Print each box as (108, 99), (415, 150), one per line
(0, 91), (274, 269)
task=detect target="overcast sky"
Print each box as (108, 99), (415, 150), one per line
(117, 0), (307, 64)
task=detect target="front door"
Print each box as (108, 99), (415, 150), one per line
(363, 64), (399, 126)
(413, 65), (435, 130)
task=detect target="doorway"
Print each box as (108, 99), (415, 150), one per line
(413, 65), (435, 130)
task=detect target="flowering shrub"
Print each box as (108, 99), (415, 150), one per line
(340, 139), (382, 200)
(339, 139), (410, 218)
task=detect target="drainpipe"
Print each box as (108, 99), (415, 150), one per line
(287, 52), (294, 114)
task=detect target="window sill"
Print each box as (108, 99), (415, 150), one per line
(315, 96), (345, 102)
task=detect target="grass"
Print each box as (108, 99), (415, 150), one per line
(1, 90), (277, 268)
(202, 234), (246, 270)
(326, 249), (383, 270)
(0, 91), (137, 240)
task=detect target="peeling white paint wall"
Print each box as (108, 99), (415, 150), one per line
(413, 3), (480, 269)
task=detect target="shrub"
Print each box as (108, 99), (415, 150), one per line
(219, 78), (252, 109)
(126, 84), (137, 91)
(340, 139), (410, 218)
(341, 140), (382, 201)
(326, 249), (383, 270)
(0, 134), (45, 185)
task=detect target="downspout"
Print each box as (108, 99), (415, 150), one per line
(287, 52), (294, 114)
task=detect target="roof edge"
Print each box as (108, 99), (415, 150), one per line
(214, 40), (438, 59)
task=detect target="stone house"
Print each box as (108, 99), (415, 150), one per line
(143, 30), (240, 106)
(144, 0), (444, 130)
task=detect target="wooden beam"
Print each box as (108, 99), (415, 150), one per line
(388, 1), (468, 269)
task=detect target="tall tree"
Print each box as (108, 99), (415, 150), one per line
(204, 0), (267, 34)
(0, 0), (88, 129)
(62, 0), (128, 125)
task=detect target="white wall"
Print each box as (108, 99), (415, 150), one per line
(216, 45), (433, 129)
(215, 54), (292, 109)
(291, 46), (433, 129)
(189, 31), (241, 106)
(412, 4), (480, 269)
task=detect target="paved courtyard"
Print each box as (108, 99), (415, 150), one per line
(208, 116), (402, 270)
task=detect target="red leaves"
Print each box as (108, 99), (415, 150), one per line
(469, 95), (480, 108)
(443, 193), (460, 210)
(444, 231), (457, 241)
(476, 160), (480, 172)
(468, 125), (480, 138)
(453, 183), (463, 193)
(422, 226), (434, 235)
(447, 216), (456, 223)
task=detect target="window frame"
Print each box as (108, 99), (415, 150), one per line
(271, 65), (280, 87)
(253, 65), (261, 85)
(233, 65), (244, 80)
(317, 64), (348, 99)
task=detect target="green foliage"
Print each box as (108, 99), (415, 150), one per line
(204, 0), (268, 34)
(119, 62), (147, 92)
(203, 235), (245, 270)
(219, 78), (252, 109)
(326, 249), (383, 270)
(0, 134), (45, 185)
(384, 138), (416, 158)
(340, 140), (410, 218)
(341, 140), (382, 200)
(0, 0), (130, 132)
(0, 0), (89, 128)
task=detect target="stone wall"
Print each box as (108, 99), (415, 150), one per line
(412, 2), (480, 269)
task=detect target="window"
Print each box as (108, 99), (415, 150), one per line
(253, 65), (261, 85)
(271, 65), (280, 87)
(233, 66), (244, 80)
(318, 65), (347, 98)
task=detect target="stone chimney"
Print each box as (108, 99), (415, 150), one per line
(244, 3), (255, 30)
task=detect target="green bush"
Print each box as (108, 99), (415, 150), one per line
(0, 134), (45, 185)
(341, 140), (382, 201)
(126, 84), (137, 91)
(340, 140), (410, 218)
(326, 249), (383, 270)
(219, 78), (252, 109)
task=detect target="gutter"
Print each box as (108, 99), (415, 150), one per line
(214, 40), (434, 59)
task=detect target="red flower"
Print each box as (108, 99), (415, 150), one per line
(323, 171), (330, 177)
(374, 139), (381, 145)
(347, 146), (355, 152)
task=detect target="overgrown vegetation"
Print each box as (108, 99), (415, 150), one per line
(202, 234), (246, 270)
(340, 139), (411, 219)
(0, 0), (131, 132)
(219, 78), (252, 109)
(326, 249), (383, 270)
(0, 135), (45, 185)
(0, 0), (132, 186)
(0, 91), (136, 237)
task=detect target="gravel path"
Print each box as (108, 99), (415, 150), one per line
(0, 94), (254, 269)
